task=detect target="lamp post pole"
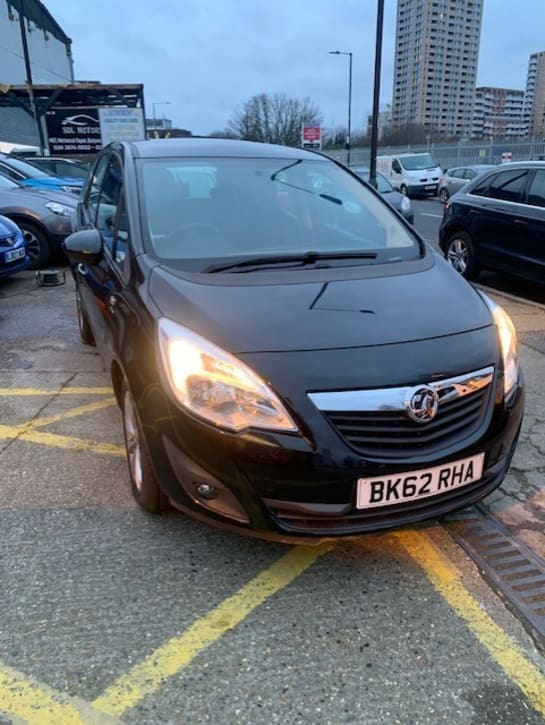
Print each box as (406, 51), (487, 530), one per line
(329, 51), (353, 165)
(369, 0), (385, 189)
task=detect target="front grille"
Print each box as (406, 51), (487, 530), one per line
(309, 366), (495, 461)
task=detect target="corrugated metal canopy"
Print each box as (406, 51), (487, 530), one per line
(6, 0), (71, 46)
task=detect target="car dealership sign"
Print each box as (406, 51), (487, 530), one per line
(45, 107), (145, 154)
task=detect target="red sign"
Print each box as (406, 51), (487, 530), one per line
(301, 124), (322, 148)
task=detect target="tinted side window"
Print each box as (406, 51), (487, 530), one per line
(86, 155), (110, 225)
(464, 169), (477, 180)
(486, 170), (528, 203)
(527, 170), (545, 208)
(450, 169), (464, 179)
(96, 157), (123, 248)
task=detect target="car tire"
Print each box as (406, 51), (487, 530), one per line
(122, 381), (169, 514)
(445, 231), (480, 280)
(439, 188), (450, 203)
(400, 184), (408, 196)
(17, 220), (50, 270)
(76, 287), (95, 345)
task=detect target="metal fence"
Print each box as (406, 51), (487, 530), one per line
(328, 139), (545, 171)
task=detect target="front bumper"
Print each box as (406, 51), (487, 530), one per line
(139, 376), (524, 539)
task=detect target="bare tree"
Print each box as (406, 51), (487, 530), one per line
(227, 93), (322, 147)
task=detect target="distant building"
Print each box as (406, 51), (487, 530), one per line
(524, 51), (545, 140)
(145, 117), (173, 132)
(0, 0), (73, 146)
(392, 0), (484, 138)
(472, 87), (526, 139)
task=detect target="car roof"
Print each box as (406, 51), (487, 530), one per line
(126, 138), (327, 160)
(490, 160), (545, 169)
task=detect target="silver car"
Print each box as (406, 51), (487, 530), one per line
(0, 174), (77, 268)
(438, 164), (496, 203)
(350, 166), (414, 224)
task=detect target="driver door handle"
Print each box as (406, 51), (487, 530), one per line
(77, 263), (88, 276)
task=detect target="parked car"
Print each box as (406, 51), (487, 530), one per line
(438, 165), (497, 203)
(0, 174), (77, 268)
(439, 161), (545, 283)
(0, 153), (83, 196)
(376, 153), (442, 197)
(63, 139), (523, 539)
(0, 214), (27, 278)
(351, 166), (414, 224)
(25, 156), (91, 181)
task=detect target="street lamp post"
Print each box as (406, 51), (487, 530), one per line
(329, 51), (353, 165)
(369, 0), (385, 190)
(151, 101), (171, 137)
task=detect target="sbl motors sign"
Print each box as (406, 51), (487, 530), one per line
(301, 123), (322, 149)
(45, 107), (146, 154)
(45, 108), (102, 154)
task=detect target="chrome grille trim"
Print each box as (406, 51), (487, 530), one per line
(308, 366), (494, 413)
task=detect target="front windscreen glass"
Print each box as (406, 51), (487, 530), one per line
(399, 154), (436, 171)
(138, 156), (421, 271)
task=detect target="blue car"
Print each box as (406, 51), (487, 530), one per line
(0, 153), (83, 196)
(0, 215), (28, 278)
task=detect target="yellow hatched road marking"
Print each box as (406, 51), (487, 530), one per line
(0, 660), (120, 724)
(396, 529), (545, 717)
(0, 387), (113, 396)
(0, 398), (123, 456)
(92, 543), (333, 717)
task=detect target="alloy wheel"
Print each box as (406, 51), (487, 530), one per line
(21, 227), (40, 263)
(123, 390), (143, 492)
(447, 238), (469, 274)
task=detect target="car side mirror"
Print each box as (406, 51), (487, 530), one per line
(62, 228), (103, 265)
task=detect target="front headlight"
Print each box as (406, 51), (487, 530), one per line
(482, 295), (519, 397)
(158, 318), (299, 433)
(45, 201), (74, 217)
(400, 196), (412, 213)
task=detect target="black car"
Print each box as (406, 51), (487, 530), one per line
(63, 139), (523, 539)
(350, 166), (414, 225)
(439, 161), (545, 282)
(24, 156), (91, 181)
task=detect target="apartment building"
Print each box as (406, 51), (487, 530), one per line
(392, 0), (484, 138)
(472, 87), (526, 139)
(525, 51), (545, 140)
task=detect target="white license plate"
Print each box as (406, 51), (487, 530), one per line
(424, 184), (435, 190)
(4, 247), (25, 263)
(356, 452), (485, 509)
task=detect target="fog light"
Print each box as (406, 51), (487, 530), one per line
(195, 482), (218, 500)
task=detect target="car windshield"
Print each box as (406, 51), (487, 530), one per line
(3, 156), (50, 178)
(139, 157), (420, 271)
(399, 154), (436, 171)
(0, 174), (20, 189)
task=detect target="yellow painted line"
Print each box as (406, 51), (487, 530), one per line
(0, 387), (113, 396)
(0, 660), (120, 724)
(93, 543), (333, 717)
(0, 424), (125, 457)
(22, 398), (117, 432)
(396, 529), (545, 717)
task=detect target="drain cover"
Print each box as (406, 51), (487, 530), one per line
(444, 504), (545, 653)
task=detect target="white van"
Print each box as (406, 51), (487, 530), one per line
(377, 153), (442, 197)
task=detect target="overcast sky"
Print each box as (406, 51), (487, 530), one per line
(44, 0), (545, 135)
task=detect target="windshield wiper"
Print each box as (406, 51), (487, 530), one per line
(205, 251), (378, 274)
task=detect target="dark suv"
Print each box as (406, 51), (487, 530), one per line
(439, 161), (545, 282)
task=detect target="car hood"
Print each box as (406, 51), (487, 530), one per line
(0, 214), (19, 237)
(148, 256), (493, 354)
(15, 186), (78, 206)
